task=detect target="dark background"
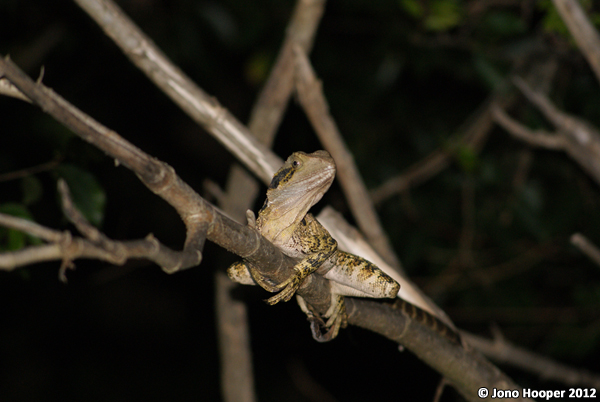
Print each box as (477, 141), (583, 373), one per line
(1, 0), (600, 401)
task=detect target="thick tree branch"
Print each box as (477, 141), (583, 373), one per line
(462, 331), (600, 388)
(348, 299), (531, 402)
(552, 0), (600, 84)
(0, 54), (532, 401)
(72, 0), (282, 184)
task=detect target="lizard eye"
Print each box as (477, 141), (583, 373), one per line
(292, 160), (301, 168)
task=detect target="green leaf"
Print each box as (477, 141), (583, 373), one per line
(454, 145), (479, 173)
(474, 55), (505, 91)
(0, 203), (34, 250)
(481, 11), (526, 39)
(244, 50), (273, 86)
(21, 175), (43, 206)
(53, 164), (106, 227)
(399, 0), (424, 18)
(424, 0), (462, 32)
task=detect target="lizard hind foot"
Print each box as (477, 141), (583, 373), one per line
(324, 294), (347, 329)
(296, 295), (347, 342)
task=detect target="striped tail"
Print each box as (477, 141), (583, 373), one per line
(394, 298), (461, 345)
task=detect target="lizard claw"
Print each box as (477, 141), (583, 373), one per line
(324, 294), (347, 329)
(264, 274), (302, 304)
(264, 266), (313, 305)
(296, 294), (347, 342)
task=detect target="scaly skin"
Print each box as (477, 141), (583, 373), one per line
(228, 150), (400, 341)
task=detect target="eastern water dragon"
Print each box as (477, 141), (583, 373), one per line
(228, 150), (458, 343)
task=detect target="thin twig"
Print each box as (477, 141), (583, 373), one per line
(0, 156), (62, 182)
(494, 77), (600, 185)
(0, 211), (192, 274)
(293, 47), (403, 271)
(58, 179), (126, 261)
(432, 377), (449, 402)
(491, 103), (565, 149)
(571, 233), (600, 267)
(0, 213), (65, 243)
(370, 96), (498, 204)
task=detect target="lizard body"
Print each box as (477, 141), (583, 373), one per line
(228, 151), (459, 344)
(228, 150), (399, 340)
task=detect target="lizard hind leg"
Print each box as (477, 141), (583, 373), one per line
(296, 294), (347, 342)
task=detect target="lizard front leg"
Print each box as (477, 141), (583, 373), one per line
(264, 215), (337, 305)
(264, 250), (333, 305)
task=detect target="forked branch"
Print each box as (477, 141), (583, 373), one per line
(0, 54), (530, 402)
(493, 77), (600, 186)
(0, 180), (198, 276)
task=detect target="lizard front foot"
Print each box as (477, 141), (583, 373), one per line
(261, 264), (314, 305)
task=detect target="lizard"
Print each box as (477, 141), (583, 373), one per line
(227, 150), (400, 341)
(228, 150), (459, 344)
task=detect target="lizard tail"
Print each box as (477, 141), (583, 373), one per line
(393, 298), (461, 345)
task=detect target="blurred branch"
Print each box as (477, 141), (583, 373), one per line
(216, 1), (325, 401)
(426, 243), (554, 297)
(294, 47), (403, 272)
(247, 0), (325, 143)
(571, 232), (600, 267)
(72, 0), (282, 184)
(491, 104), (565, 149)
(552, 0), (600, 84)
(0, 155), (62, 182)
(493, 77), (600, 186)
(0, 182), (194, 278)
(370, 96), (498, 204)
(462, 330), (600, 388)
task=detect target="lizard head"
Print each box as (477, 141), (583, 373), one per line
(258, 150), (336, 243)
(267, 150), (336, 206)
